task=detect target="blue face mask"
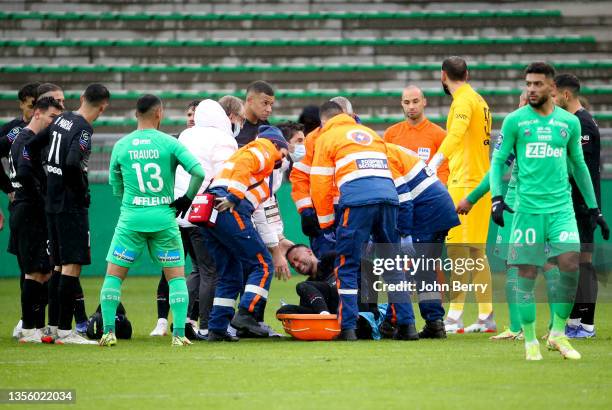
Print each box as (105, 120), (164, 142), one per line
(290, 144), (306, 162)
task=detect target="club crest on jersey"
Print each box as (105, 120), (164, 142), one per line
(560, 129), (568, 139)
(523, 129), (531, 137)
(346, 130), (373, 146)
(79, 130), (91, 151)
(7, 126), (21, 143)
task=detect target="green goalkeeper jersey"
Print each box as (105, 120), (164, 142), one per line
(490, 105), (597, 214)
(109, 128), (200, 232)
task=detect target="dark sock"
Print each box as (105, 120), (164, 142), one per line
(157, 272), (169, 319)
(21, 279), (42, 330)
(47, 270), (61, 326)
(297, 282), (329, 314)
(58, 275), (79, 331)
(189, 301), (199, 322)
(255, 300), (266, 322)
(37, 281), (48, 329)
(74, 279), (87, 323)
(576, 263), (598, 325)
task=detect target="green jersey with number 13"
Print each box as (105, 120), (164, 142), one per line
(109, 128), (200, 232)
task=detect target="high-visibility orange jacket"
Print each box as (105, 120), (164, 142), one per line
(385, 142), (460, 235)
(310, 114), (398, 228)
(289, 127), (339, 213)
(209, 138), (280, 210)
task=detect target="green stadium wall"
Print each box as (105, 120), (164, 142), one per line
(0, 181), (610, 277)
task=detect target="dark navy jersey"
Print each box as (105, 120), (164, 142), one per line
(570, 108), (601, 212)
(35, 111), (93, 213)
(0, 117), (27, 194)
(236, 118), (268, 147)
(8, 127), (46, 205)
(309, 251), (338, 288)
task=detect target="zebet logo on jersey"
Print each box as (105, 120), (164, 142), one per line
(525, 142), (563, 158)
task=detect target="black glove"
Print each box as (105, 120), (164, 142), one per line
(589, 208), (610, 240)
(170, 195), (193, 218)
(300, 208), (321, 237)
(491, 195), (514, 227)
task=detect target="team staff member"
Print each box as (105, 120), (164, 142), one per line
(290, 101), (346, 258)
(178, 99), (240, 340)
(235, 81), (275, 147)
(99, 94), (205, 347)
(8, 97), (63, 343)
(384, 85), (450, 184)
(311, 105), (416, 341)
(203, 126), (289, 342)
(554, 74), (602, 338)
(428, 57), (495, 333)
(384, 143), (460, 338)
(33, 84), (110, 344)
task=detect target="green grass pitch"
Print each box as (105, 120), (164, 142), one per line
(1, 276), (611, 409)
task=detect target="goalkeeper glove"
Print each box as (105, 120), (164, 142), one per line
(589, 208), (610, 240)
(491, 195), (514, 227)
(170, 195), (193, 218)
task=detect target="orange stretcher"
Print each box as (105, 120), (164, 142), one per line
(276, 313), (341, 341)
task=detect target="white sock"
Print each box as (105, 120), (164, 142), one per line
(581, 324), (594, 332)
(58, 329), (71, 338)
(21, 328), (36, 336)
(15, 320), (23, 329)
(478, 313), (491, 321)
(549, 329), (564, 338)
(198, 328), (209, 336)
(567, 318), (581, 327)
(157, 318), (168, 326)
(525, 339), (539, 347)
(447, 309), (462, 321)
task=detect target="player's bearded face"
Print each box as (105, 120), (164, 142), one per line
(441, 81), (451, 96)
(526, 74), (553, 108)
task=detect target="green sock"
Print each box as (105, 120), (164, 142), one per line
(517, 275), (537, 342)
(543, 266), (560, 330)
(551, 269), (579, 334)
(169, 277), (188, 337)
(505, 267), (522, 333)
(100, 275), (122, 333)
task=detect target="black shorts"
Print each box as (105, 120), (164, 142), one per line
(9, 202), (51, 274)
(576, 213), (594, 253)
(47, 211), (91, 266)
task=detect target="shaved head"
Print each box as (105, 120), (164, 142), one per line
(401, 85), (427, 124)
(402, 85), (424, 99)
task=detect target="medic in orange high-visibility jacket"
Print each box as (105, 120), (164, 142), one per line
(309, 110), (415, 340)
(203, 125), (290, 340)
